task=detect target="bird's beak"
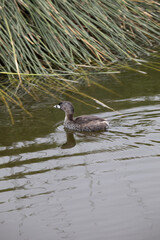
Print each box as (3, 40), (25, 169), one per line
(54, 104), (60, 109)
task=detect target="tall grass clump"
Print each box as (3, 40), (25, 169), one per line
(1, 0), (160, 74)
(0, 0), (160, 119)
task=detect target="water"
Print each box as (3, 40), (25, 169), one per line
(0, 63), (160, 240)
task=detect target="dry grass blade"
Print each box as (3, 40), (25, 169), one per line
(0, 95), (14, 125)
(3, 16), (22, 91)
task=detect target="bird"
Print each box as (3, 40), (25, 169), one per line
(54, 101), (109, 132)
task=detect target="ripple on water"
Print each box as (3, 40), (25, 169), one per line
(0, 103), (160, 240)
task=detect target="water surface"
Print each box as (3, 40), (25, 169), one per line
(0, 63), (160, 240)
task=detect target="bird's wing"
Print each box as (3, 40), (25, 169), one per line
(74, 115), (104, 124)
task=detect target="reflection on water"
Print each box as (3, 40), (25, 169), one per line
(61, 130), (110, 149)
(0, 66), (160, 240)
(61, 131), (77, 149)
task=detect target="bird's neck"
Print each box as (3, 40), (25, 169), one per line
(65, 113), (73, 121)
